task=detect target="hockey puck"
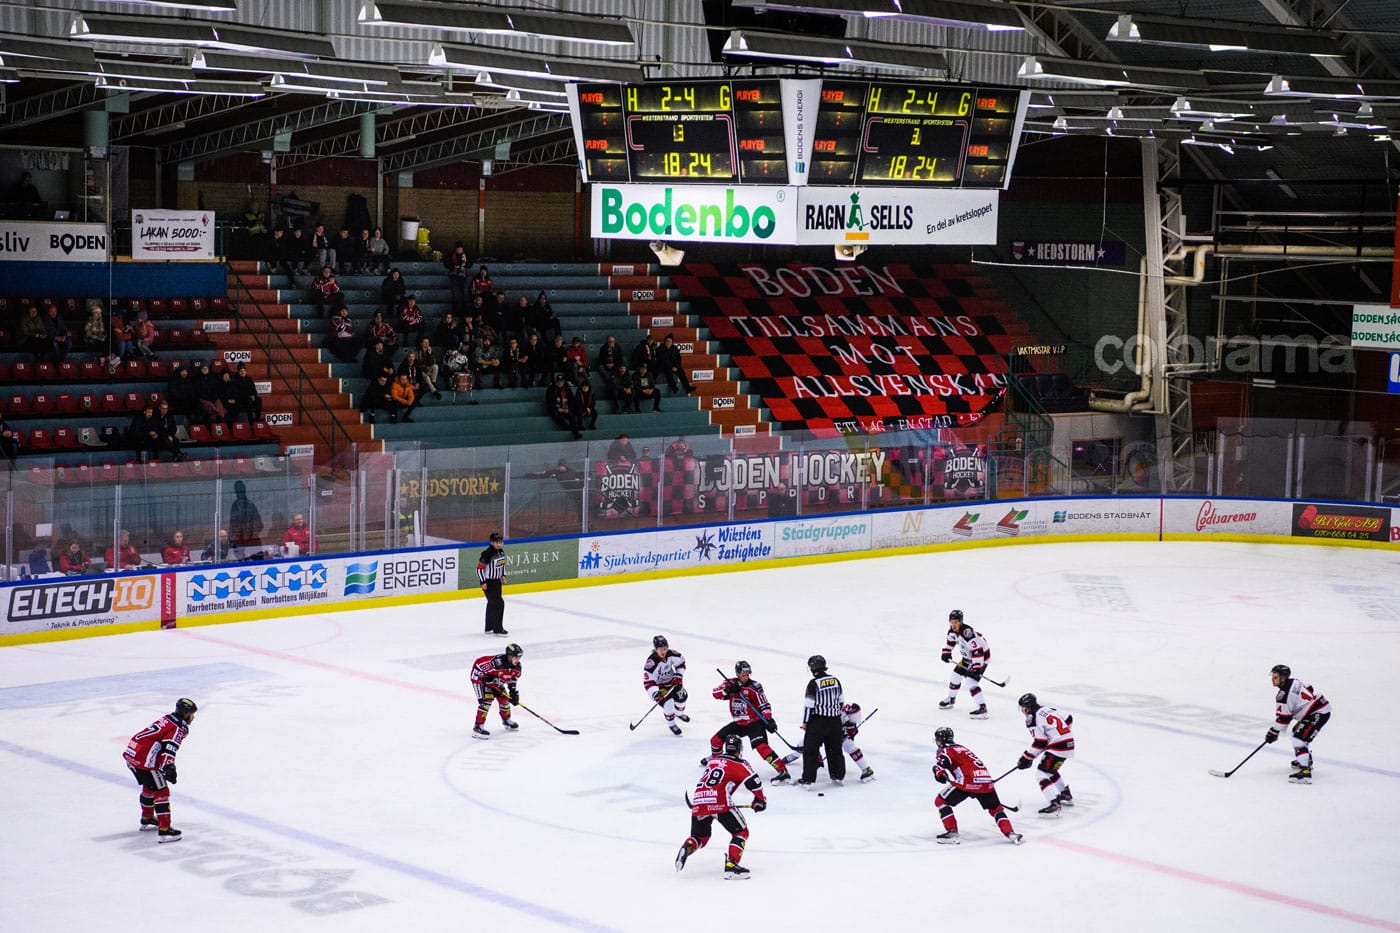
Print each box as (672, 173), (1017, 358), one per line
(817, 792), (825, 796)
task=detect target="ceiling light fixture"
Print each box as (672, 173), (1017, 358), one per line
(723, 31), (946, 73)
(428, 43), (644, 83)
(70, 14), (333, 58)
(732, 0), (1023, 31)
(104, 0), (238, 10)
(1108, 14), (1340, 58)
(360, 1), (634, 47)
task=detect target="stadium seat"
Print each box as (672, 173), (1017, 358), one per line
(98, 462), (119, 483)
(78, 392), (99, 415)
(12, 361), (32, 381)
(148, 359), (169, 379)
(147, 391), (164, 408)
(189, 297), (205, 314)
(35, 361), (56, 381)
(169, 298), (188, 316)
(68, 463), (95, 485)
(58, 361), (78, 381)
(123, 392), (144, 411)
(127, 298), (145, 316)
(7, 393), (29, 416)
(252, 420), (277, 440)
(189, 424), (211, 445)
(209, 297), (229, 313)
(0, 329), (10, 350)
(77, 426), (105, 447)
(165, 459), (194, 480)
(191, 328), (212, 347)
(121, 461), (144, 484)
(80, 360), (101, 380)
(229, 456), (255, 475)
(148, 298), (167, 316)
(166, 328), (187, 346)
(231, 421), (253, 442)
(61, 297), (79, 315)
(53, 427), (79, 449)
(0, 361), (9, 381)
(56, 393), (77, 413)
(99, 426), (123, 448)
(29, 428), (55, 451)
(30, 393), (55, 415)
(101, 392), (122, 413)
(123, 359), (148, 379)
(209, 422), (230, 443)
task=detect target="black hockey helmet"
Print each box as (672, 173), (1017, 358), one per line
(173, 698), (198, 722)
(1271, 663), (1291, 681)
(735, 660), (752, 676)
(948, 609), (964, 623)
(1018, 692), (1039, 713)
(722, 734), (744, 758)
(934, 726), (955, 748)
(505, 643), (523, 658)
(653, 635), (669, 649)
(489, 531), (503, 543)
(808, 654), (827, 673)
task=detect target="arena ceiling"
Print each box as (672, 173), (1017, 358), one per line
(1, 1), (1399, 190)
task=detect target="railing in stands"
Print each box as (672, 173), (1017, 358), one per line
(225, 267), (356, 465)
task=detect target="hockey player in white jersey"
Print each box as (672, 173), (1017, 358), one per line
(643, 636), (689, 735)
(1265, 664), (1331, 784)
(1015, 692), (1075, 815)
(840, 703), (876, 782)
(939, 609), (991, 719)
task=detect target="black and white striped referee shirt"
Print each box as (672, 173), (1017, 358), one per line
(803, 673), (844, 721)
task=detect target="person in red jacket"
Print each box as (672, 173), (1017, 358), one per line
(59, 540), (92, 575)
(281, 513), (316, 556)
(931, 727), (1022, 845)
(124, 698), (196, 843)
(162, 530), (190, 565)
(105, 530), (142, 570)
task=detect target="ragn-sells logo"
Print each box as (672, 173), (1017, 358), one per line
(804, 191), (916, 237)
(8, 576), (156, 622)
(344, 561), (378, 596)
(952, 512), (980, 536)
(996, 508), (1028, 536)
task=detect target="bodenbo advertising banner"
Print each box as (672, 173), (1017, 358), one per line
(132, 209), (215, 260)
(592, 184), (796, 244)
(0, 220), (109, 262)
(3, 573), (163, 635)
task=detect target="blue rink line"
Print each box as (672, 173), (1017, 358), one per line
(0, 663), (272, 710)
(516, 597), (1400, 783)
(0, 737), (620, 933)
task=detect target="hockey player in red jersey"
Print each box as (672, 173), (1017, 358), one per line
(123, 698), (197, 843)
(676, 733), (768, 879)
(1016, 692), (1075, 814)
(1266, 663), (1331, 784)
(939, 609), (991, 719)
(932, 727), (1022, 845)
(706, 661), (792, 783)
(643, 635), (689, 735)
(470, 643), (523, 738)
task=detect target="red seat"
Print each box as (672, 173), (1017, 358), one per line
(56, 393), (77, 413)
(124, 392), (144, 411)
(80, 360), (101, 380)
(229, 456), (255, 475)
(0, 329), (10, 350)
(35, 361), (56, 381)
(79, 393), (98, 413)
(169, 298), (188, 315)
(209, 422), (230, 443)
(209, 297), (229, 313)
(189, 424), (211, 445)
(53, 427), (79, 449)
(30, 393), (55, 415)
(231, 421), (253, 441)
(148, 298), (167, 316)
(62, 297), (79, 315)
(165, 459), (194, 479)
(7, 394), (29, 416)
(121, 461), (144, 484)
(252, 420), (278, 440)
(189, 297), (205, 314)
(142, 460), (169, 481)
(29, 427), (55, 450)
(69, 463), (94, 484)
(148, 359), (169, 379)
(127, 298), (145, 315)
(12, 361), (33, 381)
(98, 462), (119, 483)
(0, 361), (9, 380)
(101, 392), (122, 412)
(191, 328), (210, 346)
(58, 361), (78, 381)
(124, 359), (148, 379)
(147, 391), (164, 408)
(166, 328), (188, 346)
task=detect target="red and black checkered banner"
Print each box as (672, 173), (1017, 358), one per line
(670, 261), (1016, 436)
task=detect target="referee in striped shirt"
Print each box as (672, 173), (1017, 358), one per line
(799, 654), (846, 785)
(477, 531), (508, 635)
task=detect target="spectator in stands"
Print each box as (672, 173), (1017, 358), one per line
(502, 295), (529, 345)
(607, 433), (637, 464)
(229, 480), (264, 550)
(596, 334), (624, 399)
(396, 349), (427, 404)
(162, 530), (191, 566)
(18, 304), (48, 360)
(474, 335), (502, 388)
(216, 370), (242, 427)
(281, 513), (316, 557)
(0, 407), (20, 461)
(310, 223), (335, 271)
(286, 226), (312, 276)
(635, 361), (662, 412)
(528, 292), (557, 342)
(391, 373), (419, 423)
(129, 310), (158, 360)
(59, 540), (92, 575)
(571, 381), (599, 440)
(195, 361), (227, 426)
(361, 337), (395, 382)
(470, 264), (493, 303)
(310, 266), (346, 317)
(231, 363), (262, 422)
(613, 362), (637, 413)
(381, 268), (407, 316)
(523, 332), (550, 388)
(768, 482), (796, 517)
(334, 227), (360, 275)
(545, 374), (574, 436)
(667, 436), (693, 464)
(470, 304), (496, 344)
(397, 294), (426, 345)
(109, 313), (134, 366)
(359, 372), (398, 424)
(633, 334), (660, 374)
(545, 334), (568, 382)
(447, 244), (471, 316)
(202, 528), (231, 563)
(82, 300), (107, 350)
(432, 312), (464, 351)
(267, 227), (288, 274)
(565, 336), (589, 385)
(11, 171), (42, 216)
(128, 401), (160, 460)
(153, 400), (185, 461)
(365, 310), (398, 353)
(165, 364), (200, 427)
(415, 338), (442, 400)
(105, 530), (143, 571)
(365, 227), (390, 275)
(324, 306), (359, 363)
(659, 334), (694, 395)
(501, 337), (527, 389)
(42, 304), (73, 363)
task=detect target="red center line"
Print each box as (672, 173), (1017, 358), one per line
(181, 630), (474, 703)
(1045, 837), (1400, 931)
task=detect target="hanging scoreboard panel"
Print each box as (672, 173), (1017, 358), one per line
(569, 80), (788, 184)
(807, 80), (1023, 188)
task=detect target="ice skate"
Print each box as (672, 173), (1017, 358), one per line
(675, 840), (694, 872)
(770, 771), (792, 784)
(501, 719), (519, 731)
(1038, 801), (1062, 817)
(794, 778), (815, 790)
(830, 778), (843, 787)
(969, 705), (989, 720)
(936, 830), (960, 845)
(859, 767), (875, 782)
(1289, 766), (1312, 784)
(938, 697), (956, 710)
(676, 713), (690, 723)
(724, 859), (751, 880)
(472, 724), (490, 739)
(139, 818), (159, 831)
(1006, 832), (1024, 845)
(669, 723), (683, 736)
(1056, 788), (1074, 807)
(157, 827), (183, 844)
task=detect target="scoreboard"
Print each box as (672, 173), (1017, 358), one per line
(567, 77), (1028, 190)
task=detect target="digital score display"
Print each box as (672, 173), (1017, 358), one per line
(808, 80), (1022, 188)
(572, 80), (788, 184)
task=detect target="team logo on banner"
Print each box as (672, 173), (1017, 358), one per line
(599, 460), (641, 516)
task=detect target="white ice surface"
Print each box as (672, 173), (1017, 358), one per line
(2, 541), (1398, 933)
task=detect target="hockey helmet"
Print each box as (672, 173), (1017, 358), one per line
(1018, 692), (1039, 713)
(735, 660), (752, 676)
(948, 609), (964, 623)
(489, 531), (503, 543)
(807, 654), (827, 674)
(504, 643), (523, 659)
(722, 734), (744, 758)
(934, 726), (954, 748)
(173, 698), (198, 722)
(1271, 663), (1291, 682)
(653, 635), (669, 649)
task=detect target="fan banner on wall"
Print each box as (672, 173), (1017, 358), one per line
(1009, 239), (1126, 266)
(670, 262), (1016, 436)
(131, 210), (215, 260)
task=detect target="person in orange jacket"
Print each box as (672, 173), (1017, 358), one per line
(390, 372), (419, 423)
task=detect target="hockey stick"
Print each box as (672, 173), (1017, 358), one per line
(955, 664), (1008, 688)
(782, 708), (878, 765)
(515, 702), (579, 735)
(716, 667), (801, 752)
(1209, 740), (1268, 778)
(628, 686), (673, 732)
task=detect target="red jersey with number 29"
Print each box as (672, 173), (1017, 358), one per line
(691, 755), (763, 817)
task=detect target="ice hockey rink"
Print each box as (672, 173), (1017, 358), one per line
(2, 539), (1397, 933)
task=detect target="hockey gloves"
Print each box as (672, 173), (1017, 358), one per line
(509, 684), (520, 705)
(940, 649), (952, 664)
(933, 767), (949, 784)
(751, 797), (768, 812)
(1016, 754), (1034, 770)
(162, 764), (178, 783)
(764, 719), (778, 733)
(1264, 727), (1280, 744)
(723, 682), (741, 697)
